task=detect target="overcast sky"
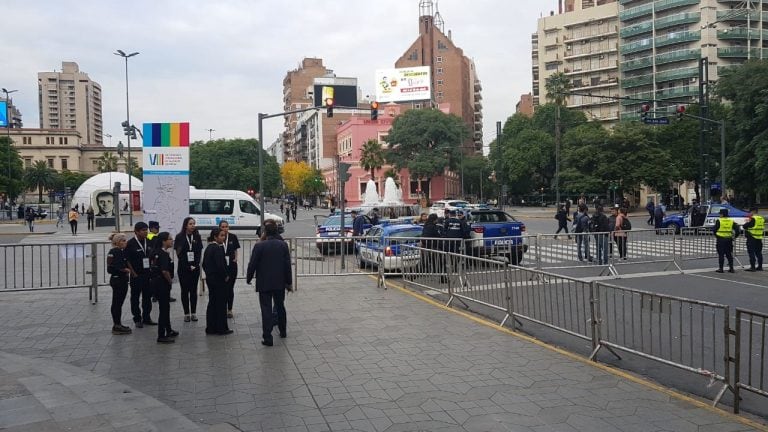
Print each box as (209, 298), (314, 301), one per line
(2, 0), (555, 150)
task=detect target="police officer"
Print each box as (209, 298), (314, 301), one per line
(443, 209), (471, 255)
(743, 206), (764, 272)
(713, 208), (740, 273)
(126, 222), (156, 327)
(147, 221), (160, 250)
(150, 232), (179, 344)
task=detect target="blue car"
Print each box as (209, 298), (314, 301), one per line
(465, 210), (528, 265)
(355, 223), (423, 271)
(662, 203), (751, 233)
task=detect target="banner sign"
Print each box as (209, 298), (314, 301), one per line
(375, 66), (431, 103)
(0, 101), (7, 127)
(142, 122), (190, 234)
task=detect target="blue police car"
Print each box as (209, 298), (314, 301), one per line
(464, 209), (528, 264)
(314, 213), (356, 254)
(662, 203), (751, 233)
(355, 222), (423, 271)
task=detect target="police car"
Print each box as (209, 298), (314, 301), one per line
(662, 203), (750, 233)
(355, 222), (423, 271)
(429, 200), (469, 219)
(464, 209), (528, 265)
(314, 213), (359, 254)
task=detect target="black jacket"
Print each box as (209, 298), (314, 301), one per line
(246, 236), (292, 292)
(107, 247), (129, 280)
(126, 237), (151, 275)
(202, 243), (228, 284)
(175, 231), (203, 274)
(421, 221), (444, 250)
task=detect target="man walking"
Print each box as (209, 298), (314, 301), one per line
(246, 220), (292, 347)
(743, 206), (764, 272)
(713, 208), (739, 273)
(573, 204), (591, 262)
(646, 200), (655, 226)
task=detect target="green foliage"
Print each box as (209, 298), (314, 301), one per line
(189, 138), (280, 196)
(57, 170), (91, 191)
(385, 108), (469, 180)
(96, 152), (118, 173)
(461, 155), (490, 199)
(359, 139), (385, 180)
(23, 160), (59, 203)
(302, 168), (326, 196)
(545, 72), (572, 106)
(0, 136), (24, 200)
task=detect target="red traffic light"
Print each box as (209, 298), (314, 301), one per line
(641, 104), (651, 112)
(676, 105), (686, 114)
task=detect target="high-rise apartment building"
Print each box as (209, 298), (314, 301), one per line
(282, 58), (333, 162)
(533, 1), (621, 122)
(618, 0), (767, 120)
(38, 62), (103, 145)
(395, 0), (483, 152)
(516, 93), (535, 117)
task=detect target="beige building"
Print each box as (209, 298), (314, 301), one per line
(533, 1), (621, 122)
(8, 128), (142, 174)
(38, 61), (103, 146)
(282, 58), (334, 162)
(395, 0), (483, 152)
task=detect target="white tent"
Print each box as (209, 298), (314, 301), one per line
(71, 172), (143, 211)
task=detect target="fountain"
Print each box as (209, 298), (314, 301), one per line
(362, 179), (380, 207)
(358, 176), (418, 219)
(382, 177), (403, 206)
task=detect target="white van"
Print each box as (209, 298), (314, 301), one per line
(189, 187), (284, 233)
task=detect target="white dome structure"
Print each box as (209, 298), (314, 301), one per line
(71, 172), (143, 211)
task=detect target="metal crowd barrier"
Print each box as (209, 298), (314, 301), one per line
(290, 236), (381, 289)
(0, 242), (95, 294)
(734, 308), (768, 414)
(676, 227), (749, 268)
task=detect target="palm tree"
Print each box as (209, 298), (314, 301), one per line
(360, 139), (385, 191)
(23, 160), (59, 203)
(544, 71), (572, 205)
(96, 152), (118, 173)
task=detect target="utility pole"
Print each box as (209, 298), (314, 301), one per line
(698, 57), (709, 203)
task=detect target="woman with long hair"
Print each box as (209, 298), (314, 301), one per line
(174, 217), (202, 322)
(203, 228), (232, 335)
(218, 220), (241, 318)
(68, 207), (79, 235)
(106, 233), (132, 335)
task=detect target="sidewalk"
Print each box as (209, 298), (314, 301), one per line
(0, 275), (763, 432)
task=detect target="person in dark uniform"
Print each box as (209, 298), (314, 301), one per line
(291, 202), (297, 221)
(126, 222), (155, 328)
(284, 202), (291, 223)
(443, 209), (471, 254)
(369, 208), (380, 226)
(713, 208), (740, 273)
(175, 217), (202, 322)
(86, 206), (95, 230)
(420, 213), (444, 275)
(743, 206), (764, 272)
(203, 228), (232, 335)
(554, 205), (571, 239)
(106, 233), (132, 335)
(246, 220), (292, 347)
(150, 232), (179, 343)
(147, 221), (176, 303)
(219, 220), (241, 318)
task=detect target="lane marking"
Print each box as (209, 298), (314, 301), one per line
(690, 272), (768, 289)
(372, 275), (768, 431)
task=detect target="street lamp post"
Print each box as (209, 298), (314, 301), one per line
(2, 88), (18, 217)
(114, 49), (139, 226)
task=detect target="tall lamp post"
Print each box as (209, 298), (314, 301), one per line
(114, 49), (139, 226)
(2, 88), (18, 215)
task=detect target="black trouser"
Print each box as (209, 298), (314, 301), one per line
(747, 237), (763, 269)
(179, 269), (199, 315)
(259, 290), (286, 343)
(226, 263), (237, 311)
(716, 238), (734, 270)
(109, 276), (129, 326)
(555, 223), (569, 236)
(70, 220), (78, 235)
(647, 210), (654, 225)
(153, 278), (172, 338)
(614, 236), (627, 259)
(130, 273), (152, 323)
(87, 217), (94, 230)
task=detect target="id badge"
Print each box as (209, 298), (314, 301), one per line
(142, 258), (150, 269)
(225, 256), (230, 266)
(187, 252), (195, 262)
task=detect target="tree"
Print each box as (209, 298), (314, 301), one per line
(386, 108), (469, 182)
(189, 138), (280, 195)
(280, 161), (313, 195)
(545, 72), (572, 106)
(461, 155), (490, 200)
(23, 160), (59, 203)
(302, 168), (326, 197)
(58, 170), (91, 191)
(359, 139), (385, 183)
(0, 136), (24, 201)
(96, 152), (118, 173)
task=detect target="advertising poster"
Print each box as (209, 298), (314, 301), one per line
(0, 101), (7, 127)
(375, 66), (431, 103)
(142, 122), (190, 235)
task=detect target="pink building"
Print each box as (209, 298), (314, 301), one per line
(324, 105), (460, 207)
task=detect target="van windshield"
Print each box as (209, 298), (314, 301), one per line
(239, 200), (261, 215)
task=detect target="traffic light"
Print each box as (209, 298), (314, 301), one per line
(247, 188), (255, 196)
(370, 101), (379, 121)
(640, 103), (651, 120)
(338, 162), (351, 183)
(325, 97), (334, 118)
(122, 120), (131, 137)
(676, 105), (686, 119)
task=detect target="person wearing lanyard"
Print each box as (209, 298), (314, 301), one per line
(126, 222), (156, 328)
(219, 220), (241, 318)
(150, 232), (179, 344)
(175, 217), (203, 322)
(106, 233), (132, 335)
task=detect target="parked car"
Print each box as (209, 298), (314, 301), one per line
(464, 209), (528, 265)
(662, 203), (750, 233)
(33, 207), (49, 219)
(355, 223), (423, 271)
(314, 213), (363, 255)
(429, 200), (469, 219)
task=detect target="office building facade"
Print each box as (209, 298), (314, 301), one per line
(38, 62), (103, 145)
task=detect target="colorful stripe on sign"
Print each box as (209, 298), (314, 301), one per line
(142, 123), (190, 147)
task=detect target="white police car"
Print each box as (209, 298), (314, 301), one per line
(355, 223), (423, 271)
(662, 203), (750, 232)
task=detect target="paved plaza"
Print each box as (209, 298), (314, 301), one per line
(0, 273), (764, 432)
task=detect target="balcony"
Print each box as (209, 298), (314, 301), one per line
(621, 91), (654, 105)
(620, 21), (653, 38)
(655, 12), (701, 30)
(657, 87), (699, 99)
(621, 74), (653, 89)
(655, 0), (699, 12)
(656, 48), (700, 65)
(717, 47), (768, 58)
(621, 56), (653, 71)
(655, 31), (700, 48)
(563, 61), (618, 76)
(717, 28), (764, 40)
(620, 3), (653, 22)
(621, 38), (653, 54)
(573, 77), (619, 91)
(716, 10), (768, 21)
(655, 66), (699, 83)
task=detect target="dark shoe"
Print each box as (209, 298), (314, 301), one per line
(280, 332), (287, 339)
(112, 326), (130, 335)
(261, 340), (273, 347)
(715, 269), (724, 273)
(745, 268), (757, 272)
(191, 314), (198, 321)
(221, 329), (233, 335)
(118, 325), (132, 333)
(184, 315), (191, 322)
(168, 330), (179, 337)
(169, 297), (177, 302)
(135, 321), (144, 328)
(143, 320), (158, 326)
(157, 337), (175, 344)
(757, 267), (764, 271)
(728, 268), (735, 273)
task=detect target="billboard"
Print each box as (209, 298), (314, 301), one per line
(375, 66), (431, 103)
(142, 122), (190, 235)
(313, 85), (357, 108)
(0, 101), (7, 127)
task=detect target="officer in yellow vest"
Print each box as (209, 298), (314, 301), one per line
(713, 208), (740, 273)
(743, 206), (764, 272)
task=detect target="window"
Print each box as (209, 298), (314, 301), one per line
(437, 91), (444, 98)
(377, 133), (389, 147)
(61, 159), (68, 170)
(189, 199), (234, 215)
(410, 179), (430, 198)
(22, 137), (31, 144)
(24, 158), (32, 168)
(436, 56), (443, 63)
(437, 67), (444, 74)
(47, 158), (54, 168)
(239, 200), (261, 215)
(437, 79), (444, 86)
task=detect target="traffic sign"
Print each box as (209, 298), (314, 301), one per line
(643, 117), (670, 125)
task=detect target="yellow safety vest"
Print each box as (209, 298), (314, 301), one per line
(716, 218), (734, 239)
(147, 232), (157, 241)
(747, 215), (765, 240)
